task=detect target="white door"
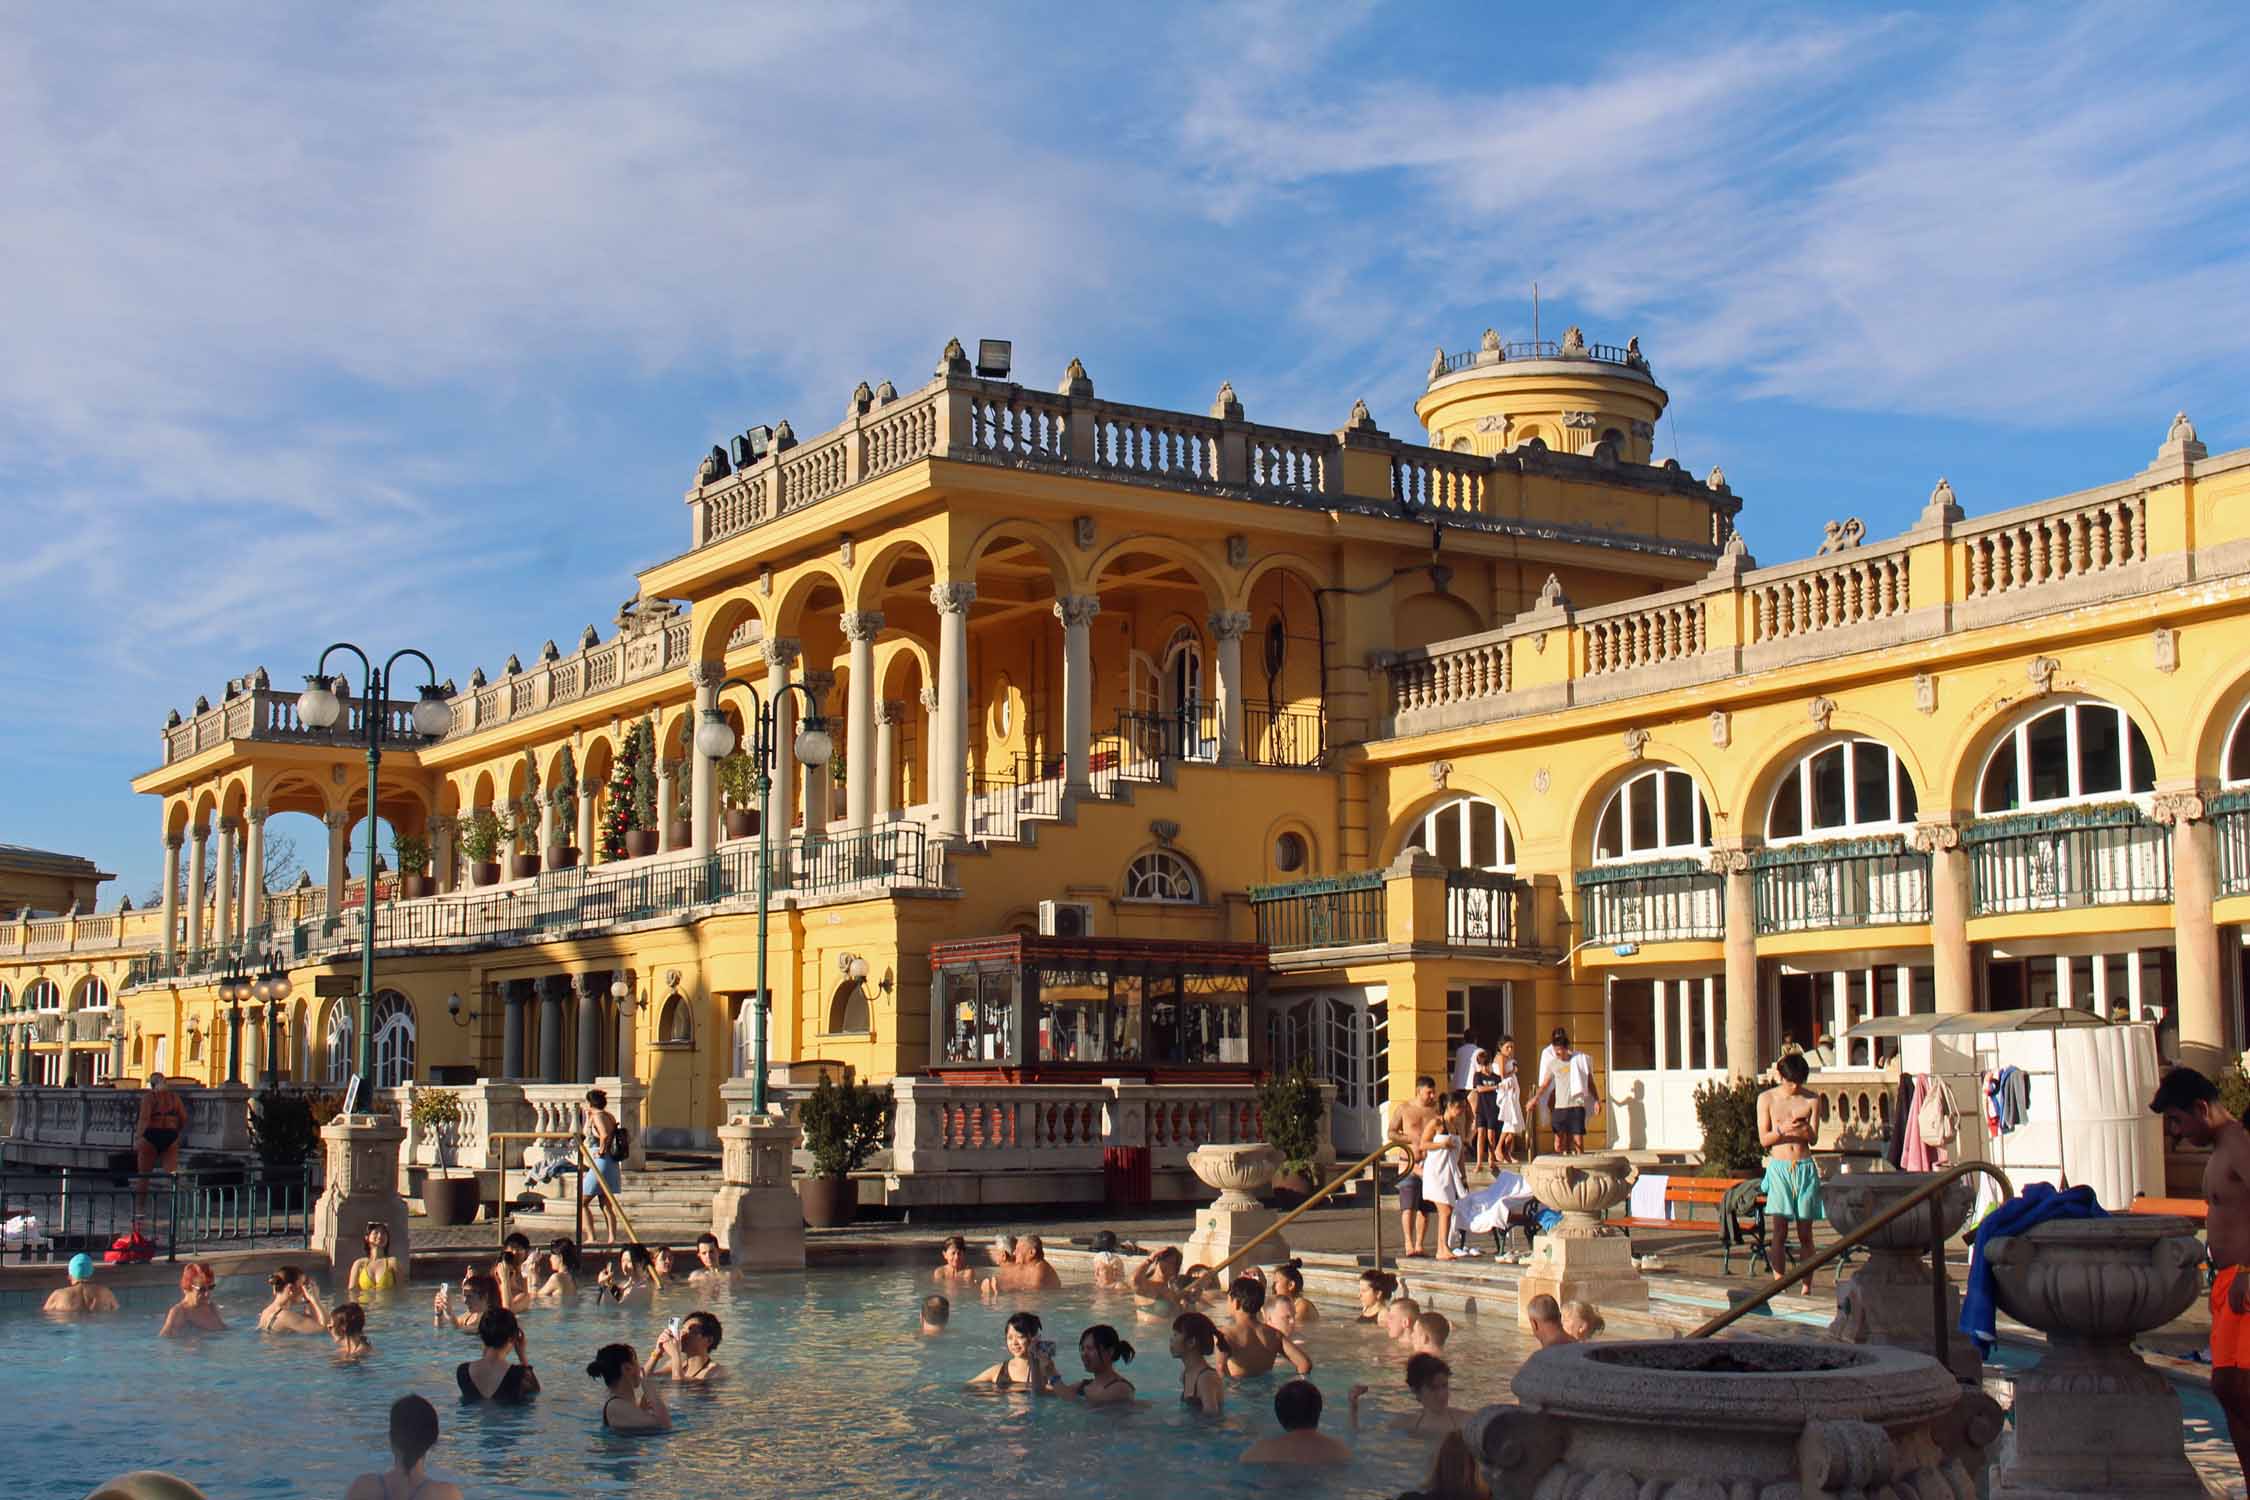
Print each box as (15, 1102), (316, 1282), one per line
(1605, 974), (1726, 1152)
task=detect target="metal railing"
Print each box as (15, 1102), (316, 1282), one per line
(1574, 860), (1725, 944)
(2220, 794), (2250, 897)
(1688, 1161), (2015, 1374)
(1244, 703), (1326, 769)
(1965, 808), (2172, 915)
(1752, 841), (1932, 935)
(1189, 1141), (1416, 1292)
(1446, 870), (1528, 948)
(1249, 872), (1387, 952)
(0, 1164), (318, 1263)
(1434, 340), (1643, 376)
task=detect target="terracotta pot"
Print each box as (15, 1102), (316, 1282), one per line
(422, 1172), (482, 1228)
(470, 861), (502, 888)
(510, 853), (541, 880)
(399, 874), (435, 900)
(546, 846), (580, 870)
(624, 829), (660, 858)
(668, 821), (691, 851)
(798, 1174), (857, 1228)
(725, 809), (757, 839)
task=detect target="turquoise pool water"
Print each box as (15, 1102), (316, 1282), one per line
(3, 1267), (1530, 1498)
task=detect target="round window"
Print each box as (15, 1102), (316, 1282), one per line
(1273, 831), (1308, 873)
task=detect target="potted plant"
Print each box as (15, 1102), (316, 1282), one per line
(1257, 1063), (1326, 1200)
(411, 1087), (481, 1227)
(248, 1088), (321, 1205)
(667, 759), (693, 850)
(548, 746), (581, 868)
(394, 833), (435, 899)
(606, 719), (661, 859)
(796, 1074), (890, 1228)
(509, 753), (543, 879)
(461, 808), (507, 887)
(719, 751), (759, 839)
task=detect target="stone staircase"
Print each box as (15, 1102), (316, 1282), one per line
(512, 1156), (724, 1245)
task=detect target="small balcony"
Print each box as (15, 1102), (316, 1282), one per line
(1250, 873), (1386, 953)
(1574, 860), (1724, 945)
(1752, 838), (1932, 936)
(2216, 789), (2250, 897)
(1965, 805), (2172, 916)
(1444, 870), (1530, 949)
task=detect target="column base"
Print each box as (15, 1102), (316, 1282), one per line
(1182, 1205), (1287, 1269)
(716, 1119), (804, 1270)
(1996, 1361), (2216, 1498)
(310, 1114), (410, 1276)
(1515, 1231), (1648, 1330)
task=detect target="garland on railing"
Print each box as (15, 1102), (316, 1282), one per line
(1247, 871), (1385, 902)
(1751, 833), (1914, 868)
(1574, 857), (1715, 888)
(2208, 787), (2250, 819)
(1961, 800), (2157, 843)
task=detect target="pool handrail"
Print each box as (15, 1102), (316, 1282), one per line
(1186, 1140), (1416, 1293)
(491, 1129), (653, 1270)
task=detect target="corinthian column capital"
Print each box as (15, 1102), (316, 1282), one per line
(839, 611), (886, 643)
(1053, 595), (1103, 629)
(930, 582), (979, 615)
(1207, 610), (1253, 642)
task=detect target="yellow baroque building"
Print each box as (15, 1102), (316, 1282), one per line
(7, 329), (2249, 1182)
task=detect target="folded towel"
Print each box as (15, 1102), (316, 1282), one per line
(1960, 1182), (2106, 1356)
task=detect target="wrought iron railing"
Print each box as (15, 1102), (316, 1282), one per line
(1752, 838), (1932, 935)
(1445, 870), (1529, 948)
(1964, 804), (2172, 916)
(2216, 790), (2250, 897)
(1434, 339), (1643, 376)
(1249, 872), (1387, 952)
(1244, 702), (1326, 768)
(0, 1165), (316, 1263)
(1574, 859), (1724, 944)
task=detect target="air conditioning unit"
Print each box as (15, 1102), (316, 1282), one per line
(1038, 900), (1094, 938)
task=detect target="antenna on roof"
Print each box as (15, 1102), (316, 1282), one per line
(1532, 282), (1539, 346)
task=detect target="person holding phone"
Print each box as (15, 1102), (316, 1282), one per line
(646, 1310), (725, 1382)
(969, 1311), (1059, 1392)
(589, 1344), (670, 1433)
(456, 1308), (540, 1403)
(256, 1266), (326, 1334)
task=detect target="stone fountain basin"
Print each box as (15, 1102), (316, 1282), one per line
(1824, 1169), (1976, 1253)
(1986, 1213), (2206, 1340)
(1186, 1142), (1280, 1196)
(1511, 1339), (1960, 1432)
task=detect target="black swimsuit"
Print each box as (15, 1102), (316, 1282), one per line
(456, 1362), (532, 1404)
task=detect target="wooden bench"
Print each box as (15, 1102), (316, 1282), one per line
(2129, 1194), (2209, 1222)
(1613, 1176), (1767, 1274)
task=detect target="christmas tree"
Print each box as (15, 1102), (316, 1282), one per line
(603, 718), (654, 862)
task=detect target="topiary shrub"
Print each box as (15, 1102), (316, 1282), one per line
(249, 1088), (321, 1176)
(798, 1074), (891, 1179)
(1693, 1076), (1763, 1175)
(1257, 1063), (1326, 1176)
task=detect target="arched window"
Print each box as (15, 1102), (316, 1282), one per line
(828, 981), (870, 1035)
(372, 991), (416, 1088)
(71, 976), (112, 1010)
(1593, 767), (1711, 861)
(24, 979), (62, 1011)
(1978, 701), (2155, 813)
(658, 994), (693, 1045)
(2224, 703), (2250, 786)
(0, 983), (12, 1012)
(324, 1002), (352, 1083)
(1123, 849), (1201, 903)
(1767, 739), (1919, 841)
(1414, 795), (1515, 871)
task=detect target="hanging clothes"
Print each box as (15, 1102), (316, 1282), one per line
(1993, 1067), (2030, 1134)
(1900, 1077), (1936, 1172)
(1886, 1075), (1917, 1169)
(1916, 1074), (1958, 1168)
(1983, 1071), (2004, 1138)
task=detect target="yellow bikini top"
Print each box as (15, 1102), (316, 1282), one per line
(355, 1258), (397, 1291)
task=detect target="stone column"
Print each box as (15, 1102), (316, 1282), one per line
(931, 583), (977, 841)
(324, 810), (349, 920)
(308, 1112), (409, 1277)
(537, 974), (568, 1083)
(690, 662), (722, 857)
(213, 817), (238, 952)
(874, 701), (903, 822)
(574, 781), (596, 867)
(186, 822), (209, 955)
(1055, 595), (1101, 794)
(1708, 844), (1759, 1079)
(714, 1116), (805, 1269)
(655, 755), (678, 850)
(801, 669), (837, 838)
(160, 833), (183, 967)
(763, 637), (801, 854)
(2155, 788), (2223, 1068)
(537, 789), (559, 858)
(918, 687), (941, 812)
(575, 972), (605, 1084)
(242, 811), (266, 933)
(501, 977), (530, 1080)
(841, 612), (883, 836)
(1914, 820), (1973, 1015)
(1209, 609), (1252, 765)
(430, 815), (458, 895)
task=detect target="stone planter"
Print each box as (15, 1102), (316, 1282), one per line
(470, 861), (502, 888)
(510, 852), (541, 880)
(725, 809), (757, 840)
(1518, 1151), (1645, 1326)
(1470, 1340), (2002, 1500)
(1984, 1214), (2210, 1498)
(421, 1170), (482, 1229)
(624, 829), (660, 859)
(1182, 1141), (1285, 1268)
(667, 820), (691, 851)
(798, 1174), (856, 1228)
(1823, 1169), (1978, 1378)
(545, 846), (580, 870)
(399, 874), (435, 900)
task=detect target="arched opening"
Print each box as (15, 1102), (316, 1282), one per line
(323, 990), (418, 1087)
(657, 993), (693, 1045)
(1121, 847), (1202, 904)
(1977, 699), (2156, 814)
(1593, 765), (1712, 861)
(828, 980), (871, 1036)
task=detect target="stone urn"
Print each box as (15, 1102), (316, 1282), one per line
(1518, 1152), (1645, 1326)
(1470, 1340), (2003, 1500)
(1181, 1142), (1285, 1269)
(1984, 1214), (2212, 1498)
(1823, 1169), (1978, 1378)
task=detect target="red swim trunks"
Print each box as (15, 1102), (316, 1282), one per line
(2213, 1265), (2248, 1369)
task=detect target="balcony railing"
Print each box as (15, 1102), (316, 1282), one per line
(1445, 870), (1529, 948)
(1575, 859), (1724, 944)
(2216, 790), (2250, 898)
(1249, 872), (1386, 952)
(1752, 838), (1932, 935)
(1243, 703), (1326, 769)
(1433, 339), (1644, 377)
(1965, 804), (2172, 916)
(128, 821), (940, 986)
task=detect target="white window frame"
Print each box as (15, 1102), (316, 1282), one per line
(324, 1001), (353, 1084)
(1977, 700), (2155, 814)
(371, 991), (415, 1089)
(1417, 795), (1516, 872)
(1765, 738), (1918, 842)
(1593, 767), (1712, 862)
(25, 980), (62, 1012)
(1123, 848), (1201, 903)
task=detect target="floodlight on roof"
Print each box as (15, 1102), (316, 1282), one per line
(975, 339), (1013, 379)
(732, 425), (774, 469)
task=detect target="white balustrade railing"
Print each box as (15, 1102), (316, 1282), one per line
(1962, 491), (2146, 598)
(0, 1084), (256, 1155)
(1748, 548), (1911, 643)
(889, 1077), (1310, 1177)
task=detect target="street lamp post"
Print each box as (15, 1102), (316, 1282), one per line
(694, 678), (831, 1117)
(216, 953), (252, 1087)
(298, 646), (452, 1103)
(254, 957), (293, 1088)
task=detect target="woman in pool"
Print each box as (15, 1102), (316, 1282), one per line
(969, 1310), (1059, 1392)
(1169, 1312), (1226, 1414)
(158, 1262), (225, 1337)
(1355, 1268), (1399, 1324)
(646, 1310), (725, 1382)
(531, 1239), (581, 1301)
(1060, 1323), (1136, 1404)
(433, 1273), (502, 1330)
(257, 1266), (327, 1334)
(345, 1394), (464, 1500)
(1348, 1353), (1464, 1435)
(493, 1232), (534, 1309)
(1270, 1260), (1320, 1327)
(1129, 1246), (1189, 1320)
(456, 1307), (541, 1403)
(329, 1301), (371, 1360)
(1216, 1276), (1313, 1378)
(344, 1221), (402, 1297)
(596, 1246), (657, 1303)
(588, 1343), (671, 1433)
(933, 1235), (979, 1284)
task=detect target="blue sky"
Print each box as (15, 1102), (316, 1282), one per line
(6, 2), (2250, 903)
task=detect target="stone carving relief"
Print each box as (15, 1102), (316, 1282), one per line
(2153, 626), (2179, 674)
(1226, 534), (1248, 569)
(1704, 847), (1751, 877)
(1428, 761), (1453, 789)
(1622, 728), (1650, 760)
(1560, 325), (1586, 354)
(838, 535), (854, 569)
(1073, 515), (1095, 550)
(1475, 414), (1509, 434)
(1915, 672), (1937, 715)
(1709, 710), (1730, 748)
(2026, 656), (2060, 697)
(1532, 767), (1551, 795)
(1561, 410), (1597, 429)
(1149, 819), (1180, 846)
(1426, 347), (1446, 382)
(930, 582), (979, 614)
(1816, 518), (1866, 554)
(1910, 821), (1961, 854)
(2151, 791), (2207, 826)
(1808, 696), (1836, 732)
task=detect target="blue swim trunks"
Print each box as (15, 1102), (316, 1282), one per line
(1760, 1156), (1824, 1221)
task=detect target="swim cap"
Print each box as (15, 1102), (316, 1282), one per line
(68, 1253), (95, 1280)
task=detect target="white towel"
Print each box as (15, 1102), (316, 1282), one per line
(1457, 1172), (1536, 1234)
(1628, 1172), (1670, 1221)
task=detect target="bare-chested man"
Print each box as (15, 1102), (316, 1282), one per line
(2151, 1066), (2250, 1479)
(1388, 1077), (1439, 1258)
(983, 1234), (1063, 1296)
(1216, 1276), (1312, 1378)
(1757, 1052), (1823, 1276)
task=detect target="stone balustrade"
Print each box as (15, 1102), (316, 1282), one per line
(888, 1076), (1327, 1182)
(383, 1076), (647, 1186)
(7, 906), (166, 956)
(161, 686), (434, 767)
(0, 1083), (257, 1160)
(1808, 1066), (1899, 1151)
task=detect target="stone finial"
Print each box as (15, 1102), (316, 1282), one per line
(251, 666), (270, 689)
(580, 624), (600, 650)
(1345, 397), (1377, 431)
(939, 337), (969, 375)
(118, 895), (134, 913)
(193, 694), (210, 714)
(1058, 358), (1093, 398)
(1535, 572), (1571, 611)
(1626, 335), (1644, 364)
(503, 654), (522, 676)
(848, 380), (874, 416)
(165, 708), (182, 728)
(1920, 477), (1963, 526)
(1816, 518), (1866, 554)
(1210, 381), (1243, 420)
(1427, 347), (1446, 382)
(1482, 327), (1501, 354)
(1708, 530), (1755, 578)
(2154, 410), (2208, 464)
(1560, 325), (1586, 354)
(771, 419), (797, 451)
(539, 639), (560, 663)
(468, 667), (487, 689)
(696, 445), (727, 486)
(875, 380), (898, 403)
(1705, 465), (1728, 493)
